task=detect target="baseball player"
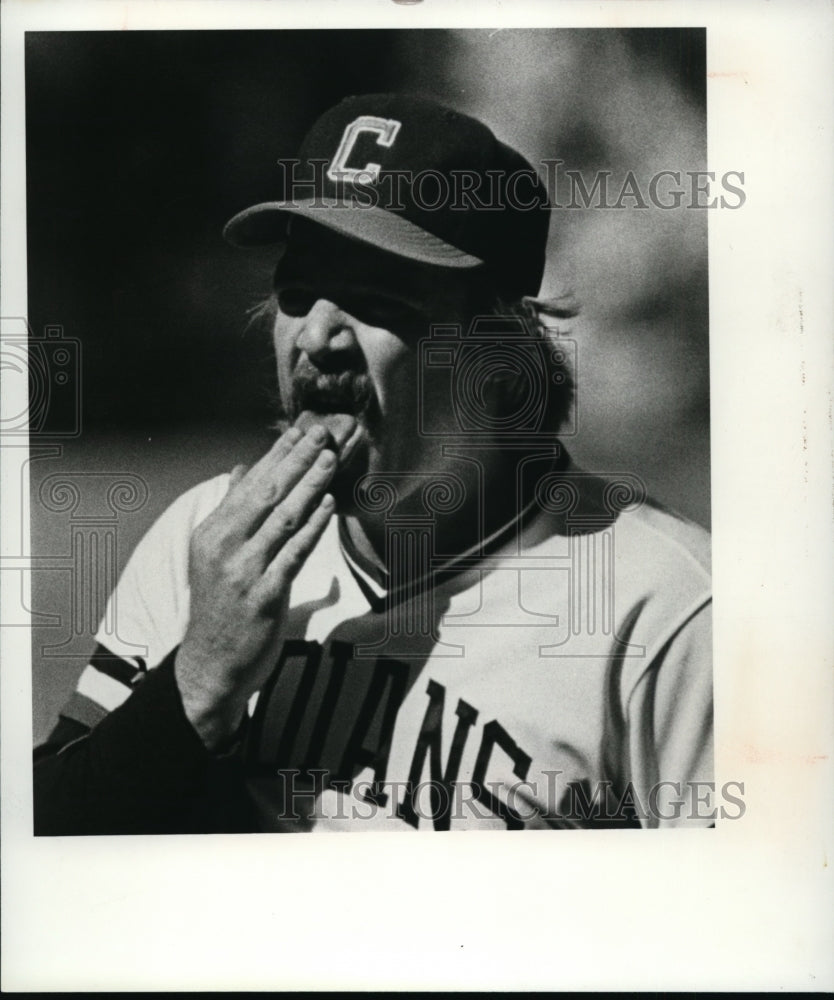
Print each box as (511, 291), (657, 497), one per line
(33, 94), (713, 834)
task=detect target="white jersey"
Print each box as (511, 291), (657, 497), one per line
(88, 460), (713, 831)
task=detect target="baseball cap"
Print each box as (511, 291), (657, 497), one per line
(223, 93), (551, 298)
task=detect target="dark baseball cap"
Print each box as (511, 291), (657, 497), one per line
(223, 93), (551, 298)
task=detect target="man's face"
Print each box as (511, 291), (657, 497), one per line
(271, 229), (471, 511)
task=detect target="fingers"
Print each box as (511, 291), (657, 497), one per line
(222, 423), (331, 537)
(255, 493), (336, 610)
(246, 445), (337, 564)
(229, 427), (303, 498)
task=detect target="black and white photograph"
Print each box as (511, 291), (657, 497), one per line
(2, 0), (832, 992)
(24, 26), (716, 835)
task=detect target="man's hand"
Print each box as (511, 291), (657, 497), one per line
(174, 420), (351, 750)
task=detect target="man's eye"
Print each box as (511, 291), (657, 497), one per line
(351, 298), (422, 329)
(277, 287), (317, 317)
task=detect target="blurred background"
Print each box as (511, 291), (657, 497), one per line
(26, 29), (709, 743)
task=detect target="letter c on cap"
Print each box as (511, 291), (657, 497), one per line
(327, 115), (402, 183)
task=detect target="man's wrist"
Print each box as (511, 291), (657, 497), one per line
(173, 648), (248, 751)
(182, 697), (247, 752)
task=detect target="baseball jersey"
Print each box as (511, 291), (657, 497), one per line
(47, 453), (714, 833)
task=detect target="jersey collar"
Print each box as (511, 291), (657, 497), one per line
(337, 446), (571, 610)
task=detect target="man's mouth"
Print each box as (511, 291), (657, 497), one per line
(290, 410), (363, 475)
(289, 363), (375, 467)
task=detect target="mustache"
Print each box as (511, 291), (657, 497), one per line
(290, 358), (374, 418)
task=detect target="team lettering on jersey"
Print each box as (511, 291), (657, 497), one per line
(243, 637), (535, 830)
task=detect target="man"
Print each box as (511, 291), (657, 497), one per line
(33, 93), (713, 834)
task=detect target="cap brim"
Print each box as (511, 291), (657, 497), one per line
(222, 200), (484, 269)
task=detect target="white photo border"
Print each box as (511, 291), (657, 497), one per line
(2, 0), (833, 991)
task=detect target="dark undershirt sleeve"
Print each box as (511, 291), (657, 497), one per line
(33, 648), (257, 836)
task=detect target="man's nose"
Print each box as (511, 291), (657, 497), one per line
(295, 299), (358, 362)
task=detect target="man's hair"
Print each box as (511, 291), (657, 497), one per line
(248, 289), (576, 437)
(483, 294), (576, 435)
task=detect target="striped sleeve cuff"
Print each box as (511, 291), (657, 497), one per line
(59, 643), (148, 729)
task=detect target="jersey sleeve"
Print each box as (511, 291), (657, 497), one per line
(624, 599), (714, 828)
(32, 475), (256, 835)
